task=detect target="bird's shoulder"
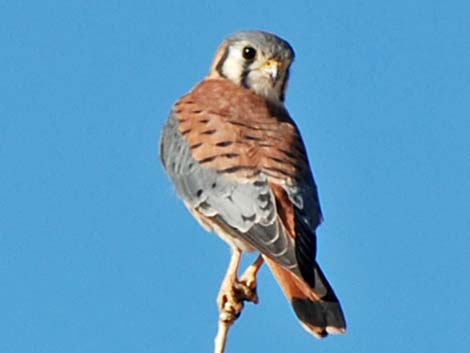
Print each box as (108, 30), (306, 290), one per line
(170, 78), (309, 183)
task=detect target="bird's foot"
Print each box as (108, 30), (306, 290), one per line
(238, 261), (260, 304)
(217, 278), (258, 324)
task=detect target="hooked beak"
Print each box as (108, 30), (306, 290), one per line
(261, 59), (283, 85)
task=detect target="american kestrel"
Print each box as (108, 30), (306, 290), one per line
(160, 30), (346, 339)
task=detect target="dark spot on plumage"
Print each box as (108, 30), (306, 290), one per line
(268, 156), (285, 164)
(196, 189), (203, 197)
(287, 141), (306, 159)
(242, 214), (256, 223)
(253, 180), (266, 187)
(263, 166), (295, 179)
(258, 193), (270, 202)
(198, 155), (217, 164)
(243, 135), (263, 142)
(278, 148), (297, 160)
(217, 165), (255, 174)
(190, 142), (203, 150)
(211, 182), (217, 188)
(221, 152), (239, 159)
(181, 128), (191, 135)
(200, 129), (216, 135)
(215, 141), (233, 147)
(198, 201), (211, 210)
(191, 109), (203, 114)
(198, 118), (209, 124)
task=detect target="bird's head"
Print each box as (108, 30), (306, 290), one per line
(209, 30), (295, 104)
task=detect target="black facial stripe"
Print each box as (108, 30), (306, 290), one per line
(279, 68), (290, 101)
(240, 61), (251, 89)
(215, 46), (229, 79)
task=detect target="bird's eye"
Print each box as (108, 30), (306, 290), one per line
(242, 46), (257, 61)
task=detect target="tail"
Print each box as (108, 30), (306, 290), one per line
(264, 256), (346, 338)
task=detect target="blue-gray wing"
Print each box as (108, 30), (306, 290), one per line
(160, 112), (301, 272)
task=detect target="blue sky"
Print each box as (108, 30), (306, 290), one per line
(1, 1), (469, 352)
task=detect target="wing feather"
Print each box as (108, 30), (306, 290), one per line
(161, 110), (300, 271)
(160, 79), (323, 279)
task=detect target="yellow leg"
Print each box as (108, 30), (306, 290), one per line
(240, 254), (264, 287)
(238, 255), (264, 303)
(217, 247), (243, 316)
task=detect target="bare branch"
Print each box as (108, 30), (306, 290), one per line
(214, 310), (237, 353)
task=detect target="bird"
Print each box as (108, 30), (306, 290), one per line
(160, 30), (346, 338)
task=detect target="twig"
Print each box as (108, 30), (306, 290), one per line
(214, 310), (237, 353)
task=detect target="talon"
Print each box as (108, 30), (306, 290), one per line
(217, 286), (245, 325)
(217, 285), (243, 313)
(233, 281), (258, 304)
(219, 299), (243, 323)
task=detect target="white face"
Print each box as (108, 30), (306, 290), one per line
(213, 33), (294, 103)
